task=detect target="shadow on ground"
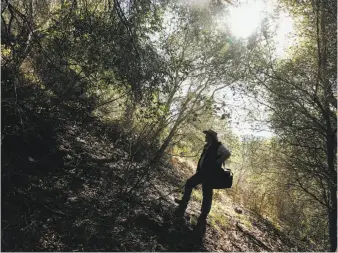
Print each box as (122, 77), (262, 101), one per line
(133, 212), (208, 252)
(2, 82), (306, 252)
(1, 84), (208, 251)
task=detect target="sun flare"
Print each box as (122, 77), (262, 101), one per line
(227, 1), (265, 38)
(224, 0), (295, 57)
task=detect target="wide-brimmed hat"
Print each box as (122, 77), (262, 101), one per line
(203, 129), (218, 141)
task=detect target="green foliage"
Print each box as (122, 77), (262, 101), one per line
(191, 189), (203, 202)
(238, 0), (337, 249)
(209, 213), (230, 231)
(1, 0), (335, 251)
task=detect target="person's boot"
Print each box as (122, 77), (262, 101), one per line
(173, 198), (187, 219)
(195, 215), (207, 236)
(174, 198), (182, 205)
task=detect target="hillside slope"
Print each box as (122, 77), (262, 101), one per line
(2, 100), (308, 252)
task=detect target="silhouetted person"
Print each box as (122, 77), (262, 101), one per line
(175, 129), (231, 235)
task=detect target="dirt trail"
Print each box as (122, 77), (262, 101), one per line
(2, 104), (306, 251)
(149, 157), (305, 252)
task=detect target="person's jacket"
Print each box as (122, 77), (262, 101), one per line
(196, 141), (223, 174)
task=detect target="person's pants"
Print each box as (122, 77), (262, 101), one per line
(177, 172), (213, 218)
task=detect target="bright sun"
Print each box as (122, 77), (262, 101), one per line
(227, 1), (265, 38)
(225, 0), (295, 57)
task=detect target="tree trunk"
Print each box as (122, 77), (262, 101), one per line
(123, 100), (135, 129)
(328, 186), (337, 251)
(327, 134), (337, 251)
(318, 0), (337, 249)
(153, 83), (178, 139)
(152, 112), (182, 162)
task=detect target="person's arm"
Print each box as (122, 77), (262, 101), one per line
(217, 145), (231, 165)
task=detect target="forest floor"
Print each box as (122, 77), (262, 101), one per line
(2, 94), (309, 251)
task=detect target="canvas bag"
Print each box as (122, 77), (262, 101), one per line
(211, 167), (233, 189)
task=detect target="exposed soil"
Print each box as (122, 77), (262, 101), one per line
(2, 92), (308, 252)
